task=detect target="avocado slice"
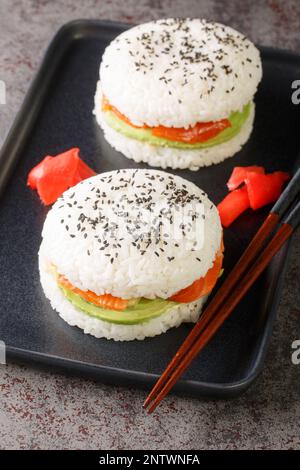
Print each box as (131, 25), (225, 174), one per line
(60, 285), (177, 325)
(102, 102), (251, 150)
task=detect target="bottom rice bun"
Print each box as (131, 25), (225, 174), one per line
(39, 169), (223, 341)
(95, 84), (255, 171)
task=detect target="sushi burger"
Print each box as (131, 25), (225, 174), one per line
(39, 169), (223, 341)
(94, 18), (262, 171)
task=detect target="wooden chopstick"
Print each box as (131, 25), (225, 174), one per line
(144, 168), (300, 413)
(147, 221), (295, 413)
(143, 213), (278, 409)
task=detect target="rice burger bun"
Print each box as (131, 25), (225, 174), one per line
(95, 82), (255, 171)
(94, 18), (262, 170)
(39, 169), (223, 341)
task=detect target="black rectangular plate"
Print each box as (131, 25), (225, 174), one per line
(0, 20), (299, 398)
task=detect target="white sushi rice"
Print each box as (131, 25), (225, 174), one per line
(39, 170), (222, 300)
(100, 18), (262, 127)
(38, 169), (221, 341)
(39, 256), (207, 341)
(95, 91), (255, 170)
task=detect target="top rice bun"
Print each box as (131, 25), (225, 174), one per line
(39, 169), (222, 300)
(100, 18), (262, 127)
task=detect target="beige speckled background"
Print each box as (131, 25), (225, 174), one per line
(0, 0), (299, 450)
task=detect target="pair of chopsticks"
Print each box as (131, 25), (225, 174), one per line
(144, 167), (300, 414)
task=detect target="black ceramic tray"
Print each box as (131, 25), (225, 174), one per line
(0, 20), (299, 398)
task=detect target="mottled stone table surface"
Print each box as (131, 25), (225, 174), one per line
(0, 0), (299, 450)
